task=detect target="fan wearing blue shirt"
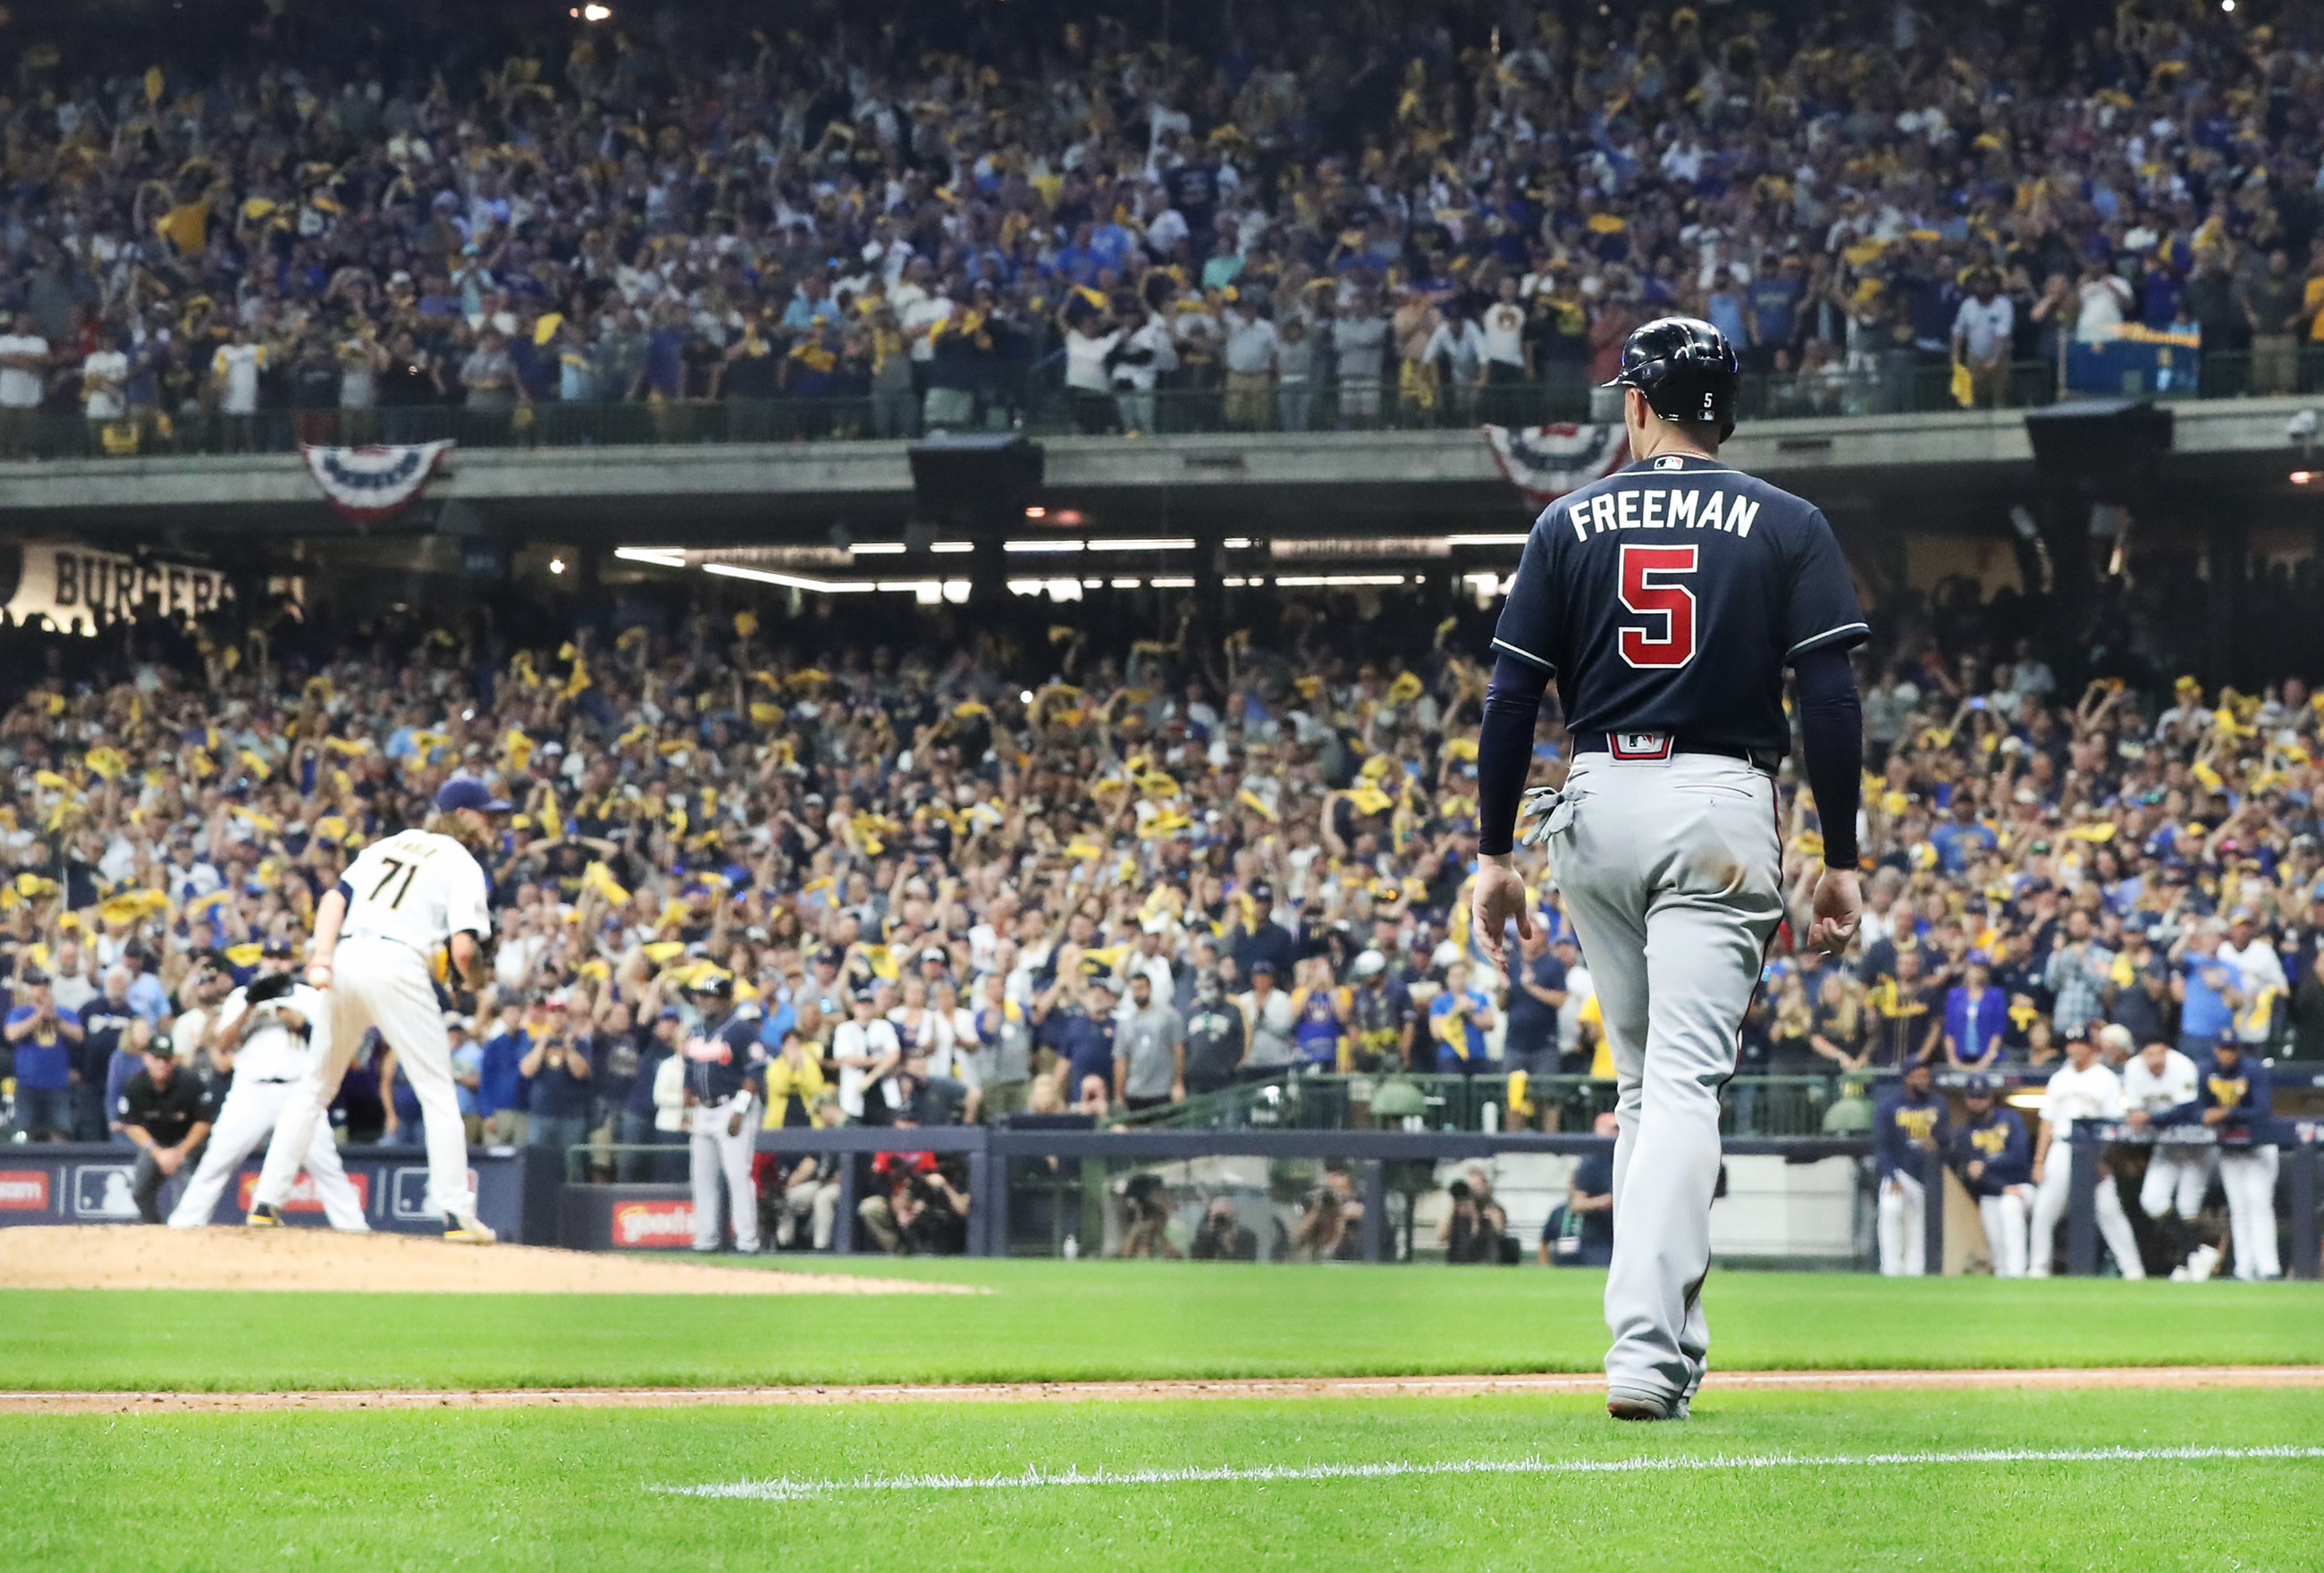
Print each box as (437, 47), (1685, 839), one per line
(5, 969), (82, 1140)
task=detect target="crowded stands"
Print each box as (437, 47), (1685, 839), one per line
(3, 577), (2319, 1170)
(3, 0), (2324, 450)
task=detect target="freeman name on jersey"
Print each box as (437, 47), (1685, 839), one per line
(1560, 485), (1762, 542)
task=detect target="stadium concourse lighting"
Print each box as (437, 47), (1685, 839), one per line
(703, 562), (871, 594)
(1004, 539), (1082, 553)
(1444, 533), (1531, 547)
(848, 543), (907, 555)
(569, 3), (612, 19)
(1275, 574), (1407, 587)
(612, 546), (686, 568)
(1086, 537), (1195, 552)
(930, 541), (975, 553)
(548, 558), (566, 575)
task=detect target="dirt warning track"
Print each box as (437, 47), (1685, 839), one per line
(5, 1367), (2318, 1415)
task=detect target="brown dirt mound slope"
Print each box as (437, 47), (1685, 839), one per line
(4, 1367), (2317, 1415)
(0, 1226), (973, 1296)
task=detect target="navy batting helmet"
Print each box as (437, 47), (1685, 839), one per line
(1604, 316), (1740, 442)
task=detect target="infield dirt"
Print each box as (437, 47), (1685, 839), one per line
(0, 1225), (973, 1296)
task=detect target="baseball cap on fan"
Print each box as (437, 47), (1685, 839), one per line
(434, 778), (513, 814)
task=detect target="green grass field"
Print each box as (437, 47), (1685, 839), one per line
(8, 1388), (2321, 1571)
(7, 1264), (2320, 1570)
(4, 1262), (2320, 1390)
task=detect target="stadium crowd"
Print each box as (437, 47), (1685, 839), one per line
(0, 568), (2316, 1271)
(3, 0), (2324, 450)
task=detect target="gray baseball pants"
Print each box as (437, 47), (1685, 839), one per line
(1546, 751), (1783, 1409)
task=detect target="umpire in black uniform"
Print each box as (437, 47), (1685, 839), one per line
(119, 1036), (216, 1224)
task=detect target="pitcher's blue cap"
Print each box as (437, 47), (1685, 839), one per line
(434, 778), (513, 814)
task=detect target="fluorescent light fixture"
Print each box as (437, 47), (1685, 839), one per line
(1023, 506), (1048, 519)
(614, 547), (687, 568)
(1005, 540), (1083, 553)
(1222, 537), (1253, 550)
(703, 562), (872, 594)
(1085, 538), (1195, 552)
(1276, 574), (1406, 587)
(1270, 536), (1449, 559)
(1151, 576), (1195, 588)
(850, 543), (907, 556)
(942, 580), (971, 603)
(930, 541), (976, 554)
(1082, 578), (1106, 588)
(1111, 578), (1142, 589)
(1445, 534), (1531, 547)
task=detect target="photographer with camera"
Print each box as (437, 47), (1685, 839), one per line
(1188, 1195), (1259, 1261)
(167, 938), (369, 1231)
(1290, 1165), (1364, 1261)
(1437, 1165), (1516, 1265)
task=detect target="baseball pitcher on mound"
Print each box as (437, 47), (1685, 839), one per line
(246, 777), (509, 1243)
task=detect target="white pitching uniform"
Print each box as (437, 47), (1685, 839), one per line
(2123, 1047), (2211, 1223)
(2027, 1058), (2144, 1278)
(252, 829), (491, 1222)
(168, 978), (368, 1231)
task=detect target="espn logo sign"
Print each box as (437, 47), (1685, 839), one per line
(0, 1171), (50, 1210)
(237, 1172), (370, 1213)
(611, 1199), (695, 1248)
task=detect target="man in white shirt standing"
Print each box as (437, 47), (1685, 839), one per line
(2219, 907), (2288, 1043)
(2122, 1036), (2215, 1279)
(1949, 268), (2014, 408)
(832, 987), (902, 1123)
(81, 334), (130, 433)
(2027, 1028), (2145, 1278)
(211, 324), (266, 450)
(1480, 276), (1530, 420)
(0, 311), (50, 456)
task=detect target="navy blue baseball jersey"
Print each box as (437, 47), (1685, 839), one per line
(1491, 452), (1866, 754)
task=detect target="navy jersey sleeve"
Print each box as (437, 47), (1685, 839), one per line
(1489, 516), (1559, 673)
(1782, 508), (1869, 661)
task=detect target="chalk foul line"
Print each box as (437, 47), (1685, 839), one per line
(654, 1444), (2324, 1503)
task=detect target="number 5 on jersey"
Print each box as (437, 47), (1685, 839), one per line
(1617, 543), (1697, 669)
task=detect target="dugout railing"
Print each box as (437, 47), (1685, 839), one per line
(560, 1124), (2321, 1277)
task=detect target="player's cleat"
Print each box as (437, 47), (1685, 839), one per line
(2169, 1266), (2189, 1282)
(443, 1213), (498, 1245)
(245, 1202), (285, 1229)
(2185, 1242), (2221, 1281)
(1607, 1391), (1688, 1422)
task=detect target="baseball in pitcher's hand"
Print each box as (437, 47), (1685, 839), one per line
(1806, 868), (1861, 957)
(1470, 862), (1532, 970)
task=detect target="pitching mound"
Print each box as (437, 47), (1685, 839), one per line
(0, 1227), (972, 1296)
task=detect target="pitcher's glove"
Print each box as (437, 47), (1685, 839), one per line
(245, 972), (299, 1006)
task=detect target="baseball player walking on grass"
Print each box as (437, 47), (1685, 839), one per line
(246, 778), (507, 1243)
(1472, 318), (1867, 1422)
(166, 937), (368, 1232)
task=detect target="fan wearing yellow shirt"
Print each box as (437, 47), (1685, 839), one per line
(1577, 991), (1615, 1079)
(762, 1029), (829, 1129)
